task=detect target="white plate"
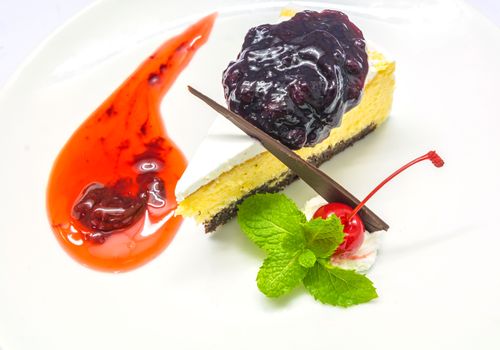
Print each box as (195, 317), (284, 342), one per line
(1, 0), (500, 349)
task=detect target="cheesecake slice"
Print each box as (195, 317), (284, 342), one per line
(176, 49), (395, 232)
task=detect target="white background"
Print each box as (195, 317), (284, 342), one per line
(1, 1), (499, 349)
(0, 0), (499, 89)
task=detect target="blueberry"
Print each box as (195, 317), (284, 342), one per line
(345, 58), (362, 74)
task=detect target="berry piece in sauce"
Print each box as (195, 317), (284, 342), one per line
(72, 182), (147, 237)
(313, 151), (445, 257)
(222, 10), (368, 149)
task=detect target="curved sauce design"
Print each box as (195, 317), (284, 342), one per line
(47, 14), (216, 272)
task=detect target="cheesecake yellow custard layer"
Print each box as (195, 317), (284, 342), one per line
(178, 51), (395, 231)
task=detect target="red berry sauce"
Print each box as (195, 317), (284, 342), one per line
(46, 14), (216, 272)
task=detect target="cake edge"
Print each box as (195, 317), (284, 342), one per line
(203, 122), (376, 232)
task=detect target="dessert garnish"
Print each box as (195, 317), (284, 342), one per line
(238, 193), (376, 306)
(46, 14), (216, 272)
(222, 10), (368, 149)
(188, 86), (388, 232)
(237, 151), (444, 307)
(314, 151), (444, 257)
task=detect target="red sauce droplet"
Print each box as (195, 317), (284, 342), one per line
(46, 14), (216, 272)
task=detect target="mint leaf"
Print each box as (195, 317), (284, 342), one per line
(257, 249), (307, 297)
(303, 262), (378, 307)
(303, 216), (344, 258)
(298, 249), (316, 268)
(238, 193), (306, 253)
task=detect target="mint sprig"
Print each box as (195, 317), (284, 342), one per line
(237, 193), (378, 307)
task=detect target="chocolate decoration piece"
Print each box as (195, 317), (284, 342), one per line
(188, 86), (389, 232)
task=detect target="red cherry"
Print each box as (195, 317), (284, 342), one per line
(313, 202), (365, 257)
(312, 151), (445, 258)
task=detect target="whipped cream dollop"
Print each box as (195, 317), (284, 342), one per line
(303, 196), (381, 273)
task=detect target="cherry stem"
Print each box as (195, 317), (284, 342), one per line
(347, 151), (444, 220)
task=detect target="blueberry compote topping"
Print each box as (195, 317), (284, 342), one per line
(222, 10), (368, 149)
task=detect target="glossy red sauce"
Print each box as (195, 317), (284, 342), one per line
(47, 14), (216, 272)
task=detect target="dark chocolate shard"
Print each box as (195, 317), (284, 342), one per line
(188, 86), (389, 232)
